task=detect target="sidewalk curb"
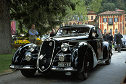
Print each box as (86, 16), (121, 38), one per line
(0, 70), (16, 76)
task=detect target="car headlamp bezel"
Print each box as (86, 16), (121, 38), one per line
(61, 43), (69, 52)
(28, 44), (37, 52)
(25, 52), (32, 61)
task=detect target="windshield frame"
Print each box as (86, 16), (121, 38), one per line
(56, 27), (91, 37)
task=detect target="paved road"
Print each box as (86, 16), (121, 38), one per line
(0, 50), (126, 84)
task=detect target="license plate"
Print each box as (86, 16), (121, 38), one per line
(58, 62), (71, 67)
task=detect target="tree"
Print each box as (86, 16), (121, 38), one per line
(99, 0), (126, 13)
(99, 2), (116, 13)
(64, 0), (102, 22)
(115, 0), (125, 10)
(10, 0), (75, 35)
(0, 0), (12, 54)
(88, 0), (102, 12)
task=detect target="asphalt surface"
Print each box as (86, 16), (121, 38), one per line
(0, 50), (126, 84)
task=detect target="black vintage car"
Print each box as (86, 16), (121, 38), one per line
(10, 25), (112, 80)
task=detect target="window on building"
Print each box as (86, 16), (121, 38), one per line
(108, 18), (113, 25)
(110, 29), (112, 34)
(91, 16), (93, 20)
(114, 18), (118, 22)
(60, 24), (63, 27)
(65, 23), (68, 26)
(73, 22), (76, 25)
(115, 29), (118, 34)
(104, 29), (106, 34)
(103, 18), (107, 22)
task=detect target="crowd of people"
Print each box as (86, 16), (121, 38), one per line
(103, 31), (123, 52)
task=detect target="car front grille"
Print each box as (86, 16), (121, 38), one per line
(39, 41), (55, 69)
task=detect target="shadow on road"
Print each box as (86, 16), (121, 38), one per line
(27, 63), (110, 83)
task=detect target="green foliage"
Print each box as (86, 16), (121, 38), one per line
(100, 0), (126, 12)
(10, 0), (75, 35)
(99, 2), (116, 12)
(0, 49), (15, 74)
(65, 0), (102, 22)
(10, 0), (103, 34)
(88, 0), (102, 12)
(115, 0), (125, 10)
(64, 0), (87, 21)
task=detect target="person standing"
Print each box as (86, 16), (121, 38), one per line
(115, 32), (123, 52)
(50, 29), (55, 37)
(105, 32), (113, 54)
(108, 33), (113, 49)
(29, 24), (39, 43)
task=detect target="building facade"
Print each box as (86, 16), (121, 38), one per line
(62, 11), (97, 26)
(86, 11), (97, 24)
(98, 9), (126, 35)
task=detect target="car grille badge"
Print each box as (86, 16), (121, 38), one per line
(49, 42), (52, 46)
(59, 55), (64, 62)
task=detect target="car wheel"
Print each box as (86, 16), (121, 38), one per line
(115, 48), (117, 51)
(78, 59), (88, 80)
(21, 69), (36, 77)
(78, 52), (90, 80)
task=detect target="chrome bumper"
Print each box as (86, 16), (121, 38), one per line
(51, 66), (77, 71)
(10, 65), (35, 69)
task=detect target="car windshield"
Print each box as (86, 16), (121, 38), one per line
(56, 27), (90, 36)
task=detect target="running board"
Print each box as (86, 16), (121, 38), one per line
(98, 59), (108, 64)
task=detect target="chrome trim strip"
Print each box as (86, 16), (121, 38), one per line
(37, 40), (55, 72)
(51, 67), (77, 71)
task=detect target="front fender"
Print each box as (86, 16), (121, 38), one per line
(77, 42), (98, 71)
(11, 43), (38, 66)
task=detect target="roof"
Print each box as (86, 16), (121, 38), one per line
(115, 9), (124, 12)
(98, 9), (125, 16)
(98, 11), (123, 15)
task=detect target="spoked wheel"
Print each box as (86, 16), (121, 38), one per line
(21, 69), (36, 77)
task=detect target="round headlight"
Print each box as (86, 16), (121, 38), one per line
(25, 52), (32, 61)
(61, 43), (69, 52)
